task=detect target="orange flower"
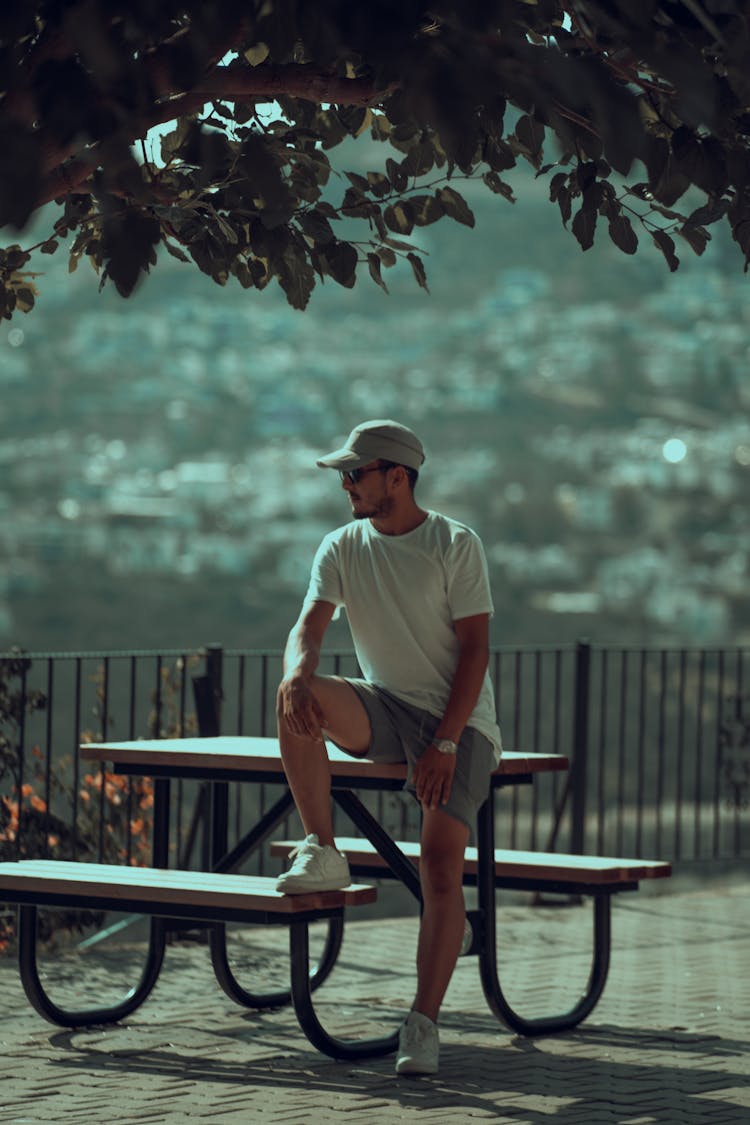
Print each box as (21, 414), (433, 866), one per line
(30, 795), (47, 813)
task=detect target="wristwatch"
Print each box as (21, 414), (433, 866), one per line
(433, 738), (458, 755)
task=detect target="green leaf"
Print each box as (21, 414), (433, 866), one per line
(102, 208), (162, 297)
(159, 117), (198, 166)
(608, 214), (638, 254)
(482, 171), (515, 201)
(384, 201), (415, 235)
(400, 142), (435, 178)
(731, 219), (750, 262)
(375, 246), (397, 268)
(411, 195), (445, 227)
(345, 170), (370, 193)
(299, 210), (336, 246)
(340, 186), (378, 219)
(572, 205), (597, 251)
(514, 114), (546, 165)
(385, 157), (408, 193)
(555, 185), (572, 226)
(651, 229), (680, 271)
(277, 252), (315, 310)
(367, 252), (389, 294)
(678, 224), (710, 256)
(407, 252), (429, 292)
(366, 171), (391, 198)
(14, 287), (35, 313)
(435, 187), (474, 227)
(484, 137), (516, 173)
(324, 241), (358, 288)
(314, 201), (340, 221)
(162, 239), (190, 264)
(244, 42), (270, 67)
(383, 236), (417, 252)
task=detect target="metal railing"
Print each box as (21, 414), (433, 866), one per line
(1, 642), (748, 875)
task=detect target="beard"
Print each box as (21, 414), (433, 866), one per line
(350, 494), (395, 520)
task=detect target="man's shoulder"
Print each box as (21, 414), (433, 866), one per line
(318, 520), (366, 551)
(425, 511), (483, 547)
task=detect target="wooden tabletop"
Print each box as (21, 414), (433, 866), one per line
(80, 735), (568, 781)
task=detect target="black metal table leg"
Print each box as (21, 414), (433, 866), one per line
(475, 796), (612, 1035)
(14, 776), (175, 1029)
(17, 906), (167, 1028)
(206, 786), (346, 1006)
(210, 914), (345, 1008)
(333, 789), (423, 903)
(289, 919), (399, 1060)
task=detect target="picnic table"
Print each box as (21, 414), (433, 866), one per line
(0, 736), (671, 1057)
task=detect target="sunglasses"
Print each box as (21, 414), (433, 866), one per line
(338, 464), (393, 485)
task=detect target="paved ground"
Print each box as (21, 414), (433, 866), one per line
(0, 874), (748, 1125)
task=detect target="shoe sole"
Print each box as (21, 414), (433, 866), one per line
(276, 878), (351, 894)
(395, 1059), (438, 1076)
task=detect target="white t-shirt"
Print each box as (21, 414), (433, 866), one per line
(304, 511), (503, 761)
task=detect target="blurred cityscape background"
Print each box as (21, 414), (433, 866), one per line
(2, 154), (749, 656)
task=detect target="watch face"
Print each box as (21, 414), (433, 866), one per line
(435, 739), (457, 755)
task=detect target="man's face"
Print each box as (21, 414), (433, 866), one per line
(340, 461), (394, 520)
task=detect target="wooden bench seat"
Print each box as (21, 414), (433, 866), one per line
(271, 838), (672, 890)
(0, 859), (390, 1058)
(0, 860), (376, 924)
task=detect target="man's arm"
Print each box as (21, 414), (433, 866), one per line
(413, 613), (490, 810)
(277, 599), (336, 740)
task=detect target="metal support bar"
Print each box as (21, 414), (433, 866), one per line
(475, 793), (612, 1035)
(332, 789), (423, 903)
(289, 920), (399, 1060)
(17, 906), (167, 1028)
(212, 789), (295, 875)
(210, 914), (345, 1010)
(208, 785), (344, 1007)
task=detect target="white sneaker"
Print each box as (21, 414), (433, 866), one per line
(396, 1010), (439, 1075)
(275, 834), (351, 894)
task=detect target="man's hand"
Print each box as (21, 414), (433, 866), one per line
(277, 674), (326, 741)
(413, 744), (457, 810)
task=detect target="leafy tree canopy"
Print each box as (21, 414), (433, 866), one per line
(1, 1), (749, 318)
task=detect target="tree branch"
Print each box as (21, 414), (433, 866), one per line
(190, 63), (388, 106)
(33, 64), (389, 211)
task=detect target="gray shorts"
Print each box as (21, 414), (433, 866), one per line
(340, 679), (495, 831)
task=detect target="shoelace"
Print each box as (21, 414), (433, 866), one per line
(402, 1022), (430, 1048)
(287, 839), (319, 864)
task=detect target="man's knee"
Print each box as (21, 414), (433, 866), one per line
(419, 845), (464, 898)
(419, 809), (469, 898)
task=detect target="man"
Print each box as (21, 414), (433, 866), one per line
(276, 419), (502, 1076)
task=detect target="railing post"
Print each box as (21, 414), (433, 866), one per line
(570, 640), (591, 855)
(204, 644), (226, 870)
(192, 644), (224, 739)
(205, 643), (223, 735)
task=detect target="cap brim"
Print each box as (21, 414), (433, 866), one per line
(316, 447), (369, 470)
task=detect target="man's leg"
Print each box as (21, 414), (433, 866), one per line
(276, 674), (372, 847)
(413, 807), (470, 1022)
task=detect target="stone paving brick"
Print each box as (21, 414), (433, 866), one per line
(0, 879), (747, 1125)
